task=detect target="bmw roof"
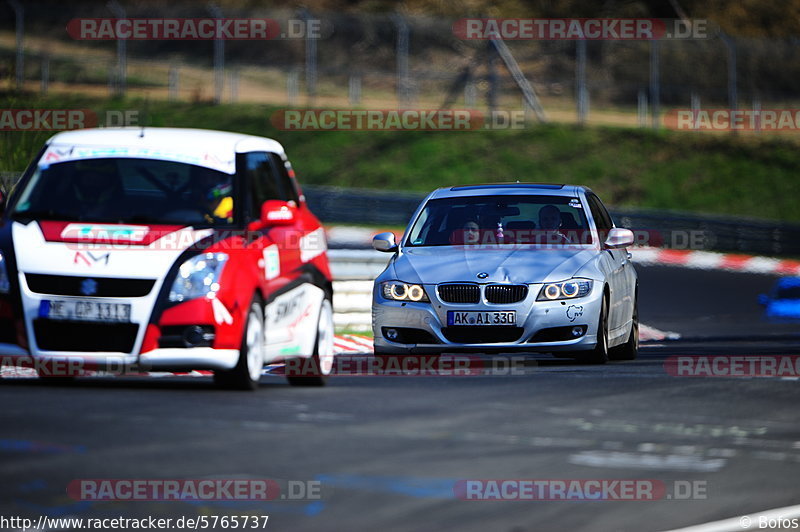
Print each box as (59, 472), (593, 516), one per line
(429, 183), (590, 199)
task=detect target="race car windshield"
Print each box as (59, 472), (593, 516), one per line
(405, 195), (592, 247)
(10, 158), (236, 226)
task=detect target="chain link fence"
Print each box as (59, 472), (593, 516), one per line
(2, 4), (800, 128)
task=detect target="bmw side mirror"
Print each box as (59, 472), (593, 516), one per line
(372, 232), (398, 253)
(758, 294), (769, 306)
(605, 227), (634, 249)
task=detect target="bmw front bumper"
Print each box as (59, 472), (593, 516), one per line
(372, 283), (603, 355)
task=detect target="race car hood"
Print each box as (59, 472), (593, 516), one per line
(391, 246), (598, 285)
(11, 220), (214, 280)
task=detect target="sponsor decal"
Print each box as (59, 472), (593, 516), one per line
(262, 245), (280, 280)
(566, 305), (584, 322)
(73, 251), (111, 267)
(40, 146), (235, 174)
(62, 224), (149, 242)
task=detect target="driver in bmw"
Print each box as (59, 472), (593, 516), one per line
(538, 204), (570, 245)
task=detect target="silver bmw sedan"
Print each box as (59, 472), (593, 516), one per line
(371, 183), (638, 364)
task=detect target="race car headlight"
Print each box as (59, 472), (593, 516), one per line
(537, 279), (592, 301)
(168, 252), (228, 303)
(0, 252), (9, 294)
(381, 281), (429, 302)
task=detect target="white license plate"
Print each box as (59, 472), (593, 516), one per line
(40, 299), (132, 322)
(447, 310), (516, 326)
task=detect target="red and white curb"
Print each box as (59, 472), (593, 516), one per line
(334, 334), (374, 353)
(631, 247), (800, 275)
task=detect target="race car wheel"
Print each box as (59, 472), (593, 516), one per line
(610, 293), (638, 361)
(215, 296), (264, 391)
(287, 297), (334, 387)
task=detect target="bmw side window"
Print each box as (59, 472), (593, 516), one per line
(587, 195), (612, 246)
(245, 152), (281, 220)
(595, 195), (615, 230)
(588, 195), (610, 232)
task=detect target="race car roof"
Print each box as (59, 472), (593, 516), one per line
(47, 127), (285, 155)
(42, 127), (286, 174)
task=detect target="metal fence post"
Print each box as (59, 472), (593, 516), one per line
(348, 74), (361, 105)
(753, 95), (761, 134)
(649, 39), (660, 130)
(107, 0), (126, 96)
(576, 39), (588, 124)
(393, 14), (410, 107)
(464, 76), (476, 108)
(6, 0), (23, 89)
(302, 9), (317, 105)
(721, 33), (737, 113)
(486, 41), (498, 115)
(208, 4), (224, 104)
(168, 65), (179, 101)
(229, 69), (238, 103)
(40, 55), (49, 94)
(690, 91), (700, 131)
(287, 69), (300, 105)
(637, 89), (647, 128)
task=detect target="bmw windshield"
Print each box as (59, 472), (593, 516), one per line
(405, 194), (592, 247)
(9, 157), (236, 226)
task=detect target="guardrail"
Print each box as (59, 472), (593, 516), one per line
(3, 173), (799, 257)
(329, 249), (387, 331)
(304, 185), (800, 257)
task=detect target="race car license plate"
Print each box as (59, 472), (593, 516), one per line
(447, 310), (516, 326)
(40, 299), (132, 322)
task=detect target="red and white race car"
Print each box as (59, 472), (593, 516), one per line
(0, 127), (334, 389)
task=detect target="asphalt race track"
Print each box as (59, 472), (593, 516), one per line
(2, 264), (800, 532)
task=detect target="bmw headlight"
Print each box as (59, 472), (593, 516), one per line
(381, 281), (429, 302)
(169, 252), (228, 303)
(0, 251), (9, 294)
(537, 279), (592, 301)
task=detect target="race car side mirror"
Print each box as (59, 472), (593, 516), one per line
(758, 294), (769, 306)
(261, 200), (296, 226)
(372, 232), (398, 253)
(604, 227), (635, 249)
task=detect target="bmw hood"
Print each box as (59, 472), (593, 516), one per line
(390, 246), (598, 285)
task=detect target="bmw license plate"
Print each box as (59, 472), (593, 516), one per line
(447, 310), (516, 326)
(40, 299), (131, 322)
